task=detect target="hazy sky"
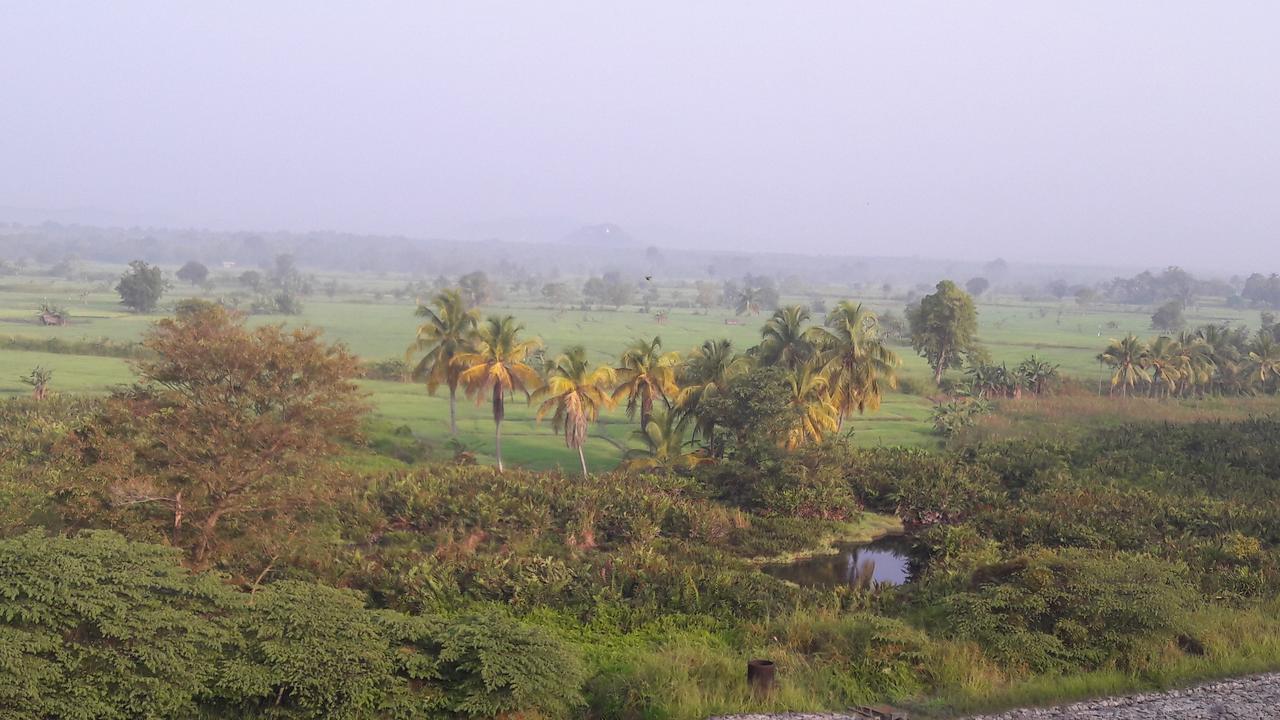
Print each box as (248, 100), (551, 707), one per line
(2, 2), (1278, 270)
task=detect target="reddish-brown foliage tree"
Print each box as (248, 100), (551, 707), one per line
(61, 302), (368, 569)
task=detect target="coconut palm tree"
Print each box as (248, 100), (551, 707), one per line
(1173, 332), (1215, 397)
(621, 407), (710, 472)
(1247, 332), (1280, 393)
(811, 301), (899, 424)
(405, 289), (478, 435)
(613, 336), (680, 430)
(454, 315), (542, 471)
(532, 346), (617, 475)
(1146, 336), (1183, 398)
(1098, 334), (1150, 398)
(783, 363), (839, 450)
(675, 338), (748, 454)
(756, 305), (816, 369)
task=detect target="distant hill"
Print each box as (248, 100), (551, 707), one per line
(561, 223), (637, 247)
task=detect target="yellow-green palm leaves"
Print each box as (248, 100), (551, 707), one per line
(783, 363), (839, 450)
(613, 336), (679, 430)
(622, 407), (709, 472)
(405, 289), (478, 435)
(1248, 332), (1280, 390)
(812, 301), (899, 421)
(757, 305), (817, 370)
(675, 338), (748, 453)
(1099, 334), (1150, 398)
(455, 315), (542, 471)
(532, 346), (617, 475)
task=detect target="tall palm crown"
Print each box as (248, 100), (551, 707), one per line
(454, 315), (542, 471)
(757, 305), (817, 370)
(812, 301), (899, 420)
(613, 336), (680, 430)
(675, 338), (747, 451)
(783, 363), (839, 450)
(532, 346), (617, 475)
(1173, 332), (1215, 396)
(1146, 336), (1183, 397)
(1248, 332), (1280, 391)
(1098, 334), (1150, 397)
(405, 289), (478, 435)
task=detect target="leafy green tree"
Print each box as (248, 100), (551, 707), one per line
(907, 280), (981, 384)
(458, 270), (494, 307)
(115, 259), (168, 312)
(532, 346), (616, 475)
(455, 315), (542, 471)
(1151, 300), (1186, 332)
(405, 289), (478, 435)
(965, 276), (990, 296)
(696, 365), (794, 456)
(175, 260), (209, 286)
(61, 303), (367, 569)
(0, 530), (234, 719)
(0, 531), (586, 720)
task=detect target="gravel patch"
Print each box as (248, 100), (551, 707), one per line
(709, 672), (1280, 719)
(961, 673), (1280, 719)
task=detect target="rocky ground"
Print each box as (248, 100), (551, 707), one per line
(960, 673), (1280, 719)
(710, 672), (1280, 719)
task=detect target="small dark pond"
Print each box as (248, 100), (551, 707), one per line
(762, 534), (919, 589)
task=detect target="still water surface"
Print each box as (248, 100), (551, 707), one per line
(762, 535), (916, 588)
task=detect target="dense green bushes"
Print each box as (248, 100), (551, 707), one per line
(930, 550), (1196, 672)
(8, 394), (1280, 718)
(0, 531), (584, 720)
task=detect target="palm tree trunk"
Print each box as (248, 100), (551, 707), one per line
(448, 385), (458, 436)
(492, 386), (505, 472)
(578, 445), (589, 476)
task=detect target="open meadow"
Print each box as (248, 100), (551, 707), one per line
(1, 269), (1270, 470)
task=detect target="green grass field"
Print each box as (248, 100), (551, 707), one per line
(2, 271), (1267, 470)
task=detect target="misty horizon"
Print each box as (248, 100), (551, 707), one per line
(3, 3), (1279, 273)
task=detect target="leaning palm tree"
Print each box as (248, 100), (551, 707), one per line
(756, 305), (815, 369)
(405, 289), (478, 435)
(613, 336), (680, 430)
(675, 338), (748, 454)
(621, 407), (710, 472)
(532, 346), (617, 475)
(783, 363), (840, 450)
(811, 301), (899, 425)
(1098, 334), (1150, 398)
(1247, 332), (1280, 393)
(454, 315), (542, 471)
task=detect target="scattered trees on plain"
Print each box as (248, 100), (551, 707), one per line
(907, 280), (981, 384)
(115, 260), (167, 312)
